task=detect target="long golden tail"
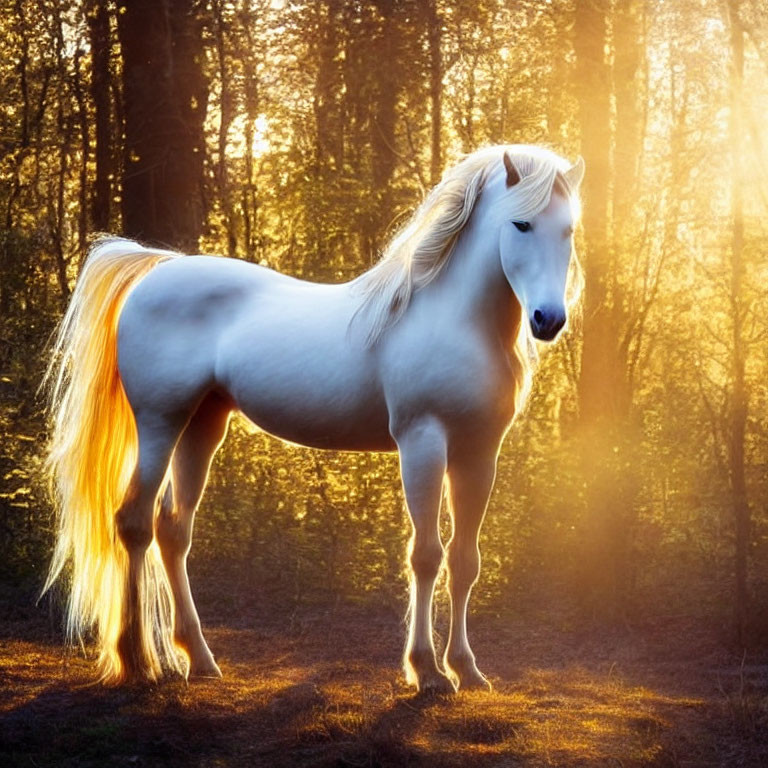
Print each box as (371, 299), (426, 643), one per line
(42, 236), (179, 682)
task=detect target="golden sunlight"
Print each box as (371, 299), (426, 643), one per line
(2, 0), (768, 766)
(226, 114), (271, 159)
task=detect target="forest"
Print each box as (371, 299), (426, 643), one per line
(1, 0), (767, 766)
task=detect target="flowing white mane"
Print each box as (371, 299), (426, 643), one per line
(353, 144), (579, 345)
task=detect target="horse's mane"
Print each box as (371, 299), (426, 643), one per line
(352, 144), (579, 347)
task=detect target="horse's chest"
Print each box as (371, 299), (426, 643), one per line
(440, 360), (517, 427)
(385, 341), (517, 436)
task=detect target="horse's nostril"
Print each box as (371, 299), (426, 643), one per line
(530, 307), (565, 341)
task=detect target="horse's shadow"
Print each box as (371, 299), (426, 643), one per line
(0, 677), (326, 767)
(0, 674), (455, 768)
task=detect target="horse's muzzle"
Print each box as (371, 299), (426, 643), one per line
(530, 307), (566, 341)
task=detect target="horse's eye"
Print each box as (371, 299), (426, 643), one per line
(513, 221), (531, 233)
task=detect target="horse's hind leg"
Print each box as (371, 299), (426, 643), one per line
(444, 450), (496, 691)
(115, 413), (183, 682)
(156, 390), (232, 678)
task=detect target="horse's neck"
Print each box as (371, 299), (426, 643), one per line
(428, 218), (520, 344)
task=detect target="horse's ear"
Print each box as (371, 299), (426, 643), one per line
(503, 152), (521, 187)
(565, 156), (585, 190)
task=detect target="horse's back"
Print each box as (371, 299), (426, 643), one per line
(123, 254), (292, 318)
(118, 255), (394, 450)
(215, 270), (394, 450)
(117, 256), (271, 409)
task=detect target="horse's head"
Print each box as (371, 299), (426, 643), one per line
(496, 151), (584, 342)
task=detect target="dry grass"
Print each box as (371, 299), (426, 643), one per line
(1, 602), (767, 767)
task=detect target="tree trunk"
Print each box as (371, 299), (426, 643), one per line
(369, 0), (400, 242)
(51, 0), (71, 303)
(116, 0), (207, 251)
(574, 0), (612, 426)
(239, 0), (260, 262)
(573, 0), (643, 620)
(572, 0), (614, 618)
(313, 0), (344, 173)
(726, 2), (750, 645)
(422, 0), (442, 186)
(87, 0), (113, 233)
(213, 0), (236, 255)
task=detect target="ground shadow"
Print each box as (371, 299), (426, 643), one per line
(2, 603), (767, 767)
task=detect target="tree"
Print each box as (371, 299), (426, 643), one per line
(116, 0), (208, 250)
(87, 0), (114, 232)
(726, 1), (750, 644)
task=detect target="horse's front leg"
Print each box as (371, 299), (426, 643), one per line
(395, 416), (455, 694)
(444, 449), (497, 691)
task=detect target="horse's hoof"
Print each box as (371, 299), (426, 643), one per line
(446, 653), (491, 692)
(188, 661), (222, 680)
(417, 673), (456, 695)
(458, 671), (492, 692)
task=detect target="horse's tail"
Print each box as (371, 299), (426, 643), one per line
(42, 236), (179, 683)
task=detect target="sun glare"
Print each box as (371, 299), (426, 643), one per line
(226, 114), (271, 159)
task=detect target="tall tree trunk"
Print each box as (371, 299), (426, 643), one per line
(239, 0), (260, 262)
(116, 0), (207, 250)
(51, 0), (71, 303)
(422, 0), (442, 186)
(612, 0), (642, 276)
(606, 0), (644, 614)
(72, 44), (90, 254)
(213, 0), (236, 255)
(572, 0), (615, 618)
(546, 0), (570, 143)
(52, 103), (71, 304)
(573, 0), (644, 619)
(313, 0), (343, 173)
(726, 1), (750, 645)
(460, 55), (477, 154)
(574, 0), (612, 425)
(369, 0), (400, 242)
(87, 0), (113, 232)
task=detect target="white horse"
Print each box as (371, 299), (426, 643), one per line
(43, 144), (583, 692)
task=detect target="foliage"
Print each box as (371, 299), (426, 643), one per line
(0, 0), (767, 641)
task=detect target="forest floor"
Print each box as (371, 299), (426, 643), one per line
(1, 593), (767, 768)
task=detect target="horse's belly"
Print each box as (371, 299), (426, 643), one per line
(232, 354), (395, 451)
(218, 310), (395, 453)
(237, 397), (395, 452)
